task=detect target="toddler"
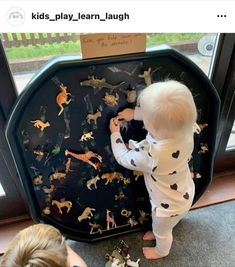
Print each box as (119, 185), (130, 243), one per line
(0, 223), (87, 267)
(109, 80), (197, 259)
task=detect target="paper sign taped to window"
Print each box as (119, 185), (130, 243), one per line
(80, 33), (146, 59)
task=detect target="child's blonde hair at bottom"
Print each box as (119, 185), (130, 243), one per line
(0, 224), (67, 267)
(138, 80), (197, 139)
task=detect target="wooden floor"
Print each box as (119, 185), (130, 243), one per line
(0, 172), (235, 255)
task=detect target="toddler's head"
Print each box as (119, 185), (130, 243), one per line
(138, 80), (197, 139)
(0, 224), (67, 267)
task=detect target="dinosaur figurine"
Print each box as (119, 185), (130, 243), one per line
(80, 75), (124, 90)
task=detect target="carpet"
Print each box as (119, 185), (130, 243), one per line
(67, 200), (235, 267)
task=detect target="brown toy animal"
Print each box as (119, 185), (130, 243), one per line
(31, 120), (50, 132)
(101, 172), (123, 185)
(65, 149), (102, 170)
(56, 83), (72, 116)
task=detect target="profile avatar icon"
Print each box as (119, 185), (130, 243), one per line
(6, 7), (25, 26)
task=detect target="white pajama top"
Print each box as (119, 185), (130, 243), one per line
(110, 108), (195, 217)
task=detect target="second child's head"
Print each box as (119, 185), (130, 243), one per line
(0, 224), (67, 267)
(138, 80), (197, 139)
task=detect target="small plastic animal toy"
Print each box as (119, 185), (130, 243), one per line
(33, 175), (43, 185)
(106, 209), (117, 230)
(77, 207), (96, 222)
(138, 67), (152, 86)
(86, 110), (102, 124)
(49, 171), (66, 182)
(80, 75), (124, 90)
(56, 83), (72, 116)
(139, 210), (150, 224)
(89, 222), (102, 234)
(52, 199), (72, 214)
(128, 216), (138, 227)
(65, 157), (72, 174)
(119, 240), (140, 267)
(80, 131), (94, 142)
(86, 175), (100, 190)
(115, 191), (127, 201)
(133, 170), (144, 181)
(199, 143), (209, 154)
(31, 120), (50, 132)
(121, 209), (132, 218)
(42, 184), (55, 195)
(101, 172), (124, 185)
(42, 206), (51, 215)
(199, 123), (208, 130)
(103, 93), (119, 107)
(120, 88), (137, 103)
(65, 149), (102, 170)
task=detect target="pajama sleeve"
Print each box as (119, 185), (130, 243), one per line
(110, 132), (153, 173)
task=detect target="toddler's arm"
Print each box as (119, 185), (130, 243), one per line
(110, 131), (153, 173)
(118, 107), (143, 121)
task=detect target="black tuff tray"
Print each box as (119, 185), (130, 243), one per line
(5, 49), (220, 241)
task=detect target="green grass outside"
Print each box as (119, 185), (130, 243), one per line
(3, 33), (205, 61)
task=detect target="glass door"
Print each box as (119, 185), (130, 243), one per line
(0, 40), (28, 222)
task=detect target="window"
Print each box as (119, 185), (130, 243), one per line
(1, 33), (218, 93)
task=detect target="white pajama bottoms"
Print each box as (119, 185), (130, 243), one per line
(152, 208), (188, 256)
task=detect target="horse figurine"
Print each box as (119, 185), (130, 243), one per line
(52, 200), (72, 214)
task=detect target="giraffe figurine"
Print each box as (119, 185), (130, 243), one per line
(65, 149), (102, 170)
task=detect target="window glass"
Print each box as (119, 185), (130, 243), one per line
(226, 121), (235, 150)
(0, 183), (6, 197)
(1, 33), (218, 94)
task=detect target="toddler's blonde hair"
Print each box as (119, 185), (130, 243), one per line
(0, 224), (67, 267)
(138, 80), (197, 138)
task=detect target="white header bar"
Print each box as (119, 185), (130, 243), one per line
(0, 1), (234, 32)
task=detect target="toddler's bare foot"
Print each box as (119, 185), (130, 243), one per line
(142, 247), (165, 259)
(143, 231), (155, 241)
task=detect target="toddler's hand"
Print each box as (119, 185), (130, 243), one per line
(118, 108), (134, 121)
(109, 117), (120, 133)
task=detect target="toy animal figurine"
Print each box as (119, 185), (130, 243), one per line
(52, 200), (72, 214)
(80, 131), (94, 142)
(89, 222), (102, 234)
(65, 149), (102, 170)
(42, 184), (55, 195)
(111, 258), (125, 267)
(33, 148), (44, 157)
(56, 83), (72, 116)
(139, 210), (150, 224)
(33, 175), (43, 185)
(119, 240), (140, 267)
(65, 157), (72, 174)
(138, 67), (152, 86)
(42, 206), (51, 215)
(101, 172), (124, 185)
(199, 123), (208, 130)
(125, 255), (140, 267)
(115, 191), (126, 201)
(128, 216), (138, 227)
(51, 145), (60, 155)
(80, 75), (124, 90)
(121, 209), (132, 218)
(77, 207), (96, 222)
(106, 209), (117, 230)
(86, 175), (100, 190)
(122, 177), (131, 185)
(120, 88), (137, 103)
(133, 170), (144, 181)
(103, 92), (119, 107)
(199, 143), (209, 154)
(86, 110), (102, 124)
(31, 120), (50, 132)
(49, 171), (66, 182)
